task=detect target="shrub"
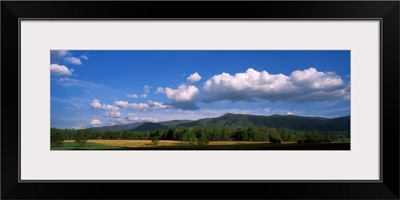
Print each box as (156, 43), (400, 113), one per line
(188, 137), (198, 144)
(197, 133), (209, 145)
(269, 138), (281, 144)
(152, 136), (159, 145)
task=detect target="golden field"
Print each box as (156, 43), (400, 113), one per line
(60, 140), (349, 150)
(64, 140), (284, 148)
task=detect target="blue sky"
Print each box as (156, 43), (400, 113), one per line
(50, 50), (350, 129)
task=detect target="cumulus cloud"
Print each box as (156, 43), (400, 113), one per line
(50, 64), (74, 76)
(114, 101), (130, 108)
(162, 85), (200, 110)
(140, 94), (147, 98)
(107, 111), (121, 118)
(51, 50), (69, 63)
(187, 72), (202, 83)
(114, 100), (168, 111)
(165, 85), (199, 102)
(90, 99), (119, 111)
(51, 50), (85, 66)
(80, 55), (88, 60)
(90, 119), (102, 126)
(128, 103), (150, 111)
(203, 68), (349, 103)
(125, 113), (158, 123)
(290, 68), (344, 91)
(127, 94), (138, 98)
(148, 100), (171, 110)
(64, 57), (82, 65)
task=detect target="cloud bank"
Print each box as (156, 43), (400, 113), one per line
(125, 113), (158, 123)
(50, 64), (74, 76)
(203, 68), (349, 103)
(51, 50), (85, 65)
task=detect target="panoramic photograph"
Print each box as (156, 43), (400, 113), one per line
(50, 50), (350, 150)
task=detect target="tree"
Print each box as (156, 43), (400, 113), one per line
(51, 128), (64, 147)
(181, 131), (197, 144)
(74, 130), (87, 147)
(197, 132), (210, 145)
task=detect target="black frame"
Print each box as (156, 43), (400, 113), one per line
(2, 1), (399, 199)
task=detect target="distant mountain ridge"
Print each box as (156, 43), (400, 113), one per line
(89, 120), (192, 132)
(89, 122), (144, 132)
(89, 113), (350, 132)
(178, 113), (350, 131)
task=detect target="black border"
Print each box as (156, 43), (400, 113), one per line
(2, 1), (399, 199)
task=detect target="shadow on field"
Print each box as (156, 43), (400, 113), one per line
(56, 143), (350, 150)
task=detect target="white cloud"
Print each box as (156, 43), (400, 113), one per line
(50, 64), (74, 76)
(114, 100), (169, 111)
(126, 101), (171, 111)
(58, 78), (78, 83)
(128, 103), (149, 111)
(187, 72), (202, 83)
(90, 119), (102, 126)
(127, 94), (138, 98)
(114, 100), (129, 108)
(203, 68), (349, 103)
(51, 50), (69, 62)
(90, 99), (119, 111)
(140, 94), (147, 98)
(126, 113), (158, 123)
(165, 85), (199, 102)
(94, 99), (171, 113)
(90, 99), (103, 109)
(290, 68), (344, 91)
(107, 111), (121, 118)
(162, 85), (200, 110)
(155, 87), (165, 94)
(80, 55), (88, 60)
(286, 111), (294, 115)
(148, 100), (171, 110)
(64, 57), (82, 65)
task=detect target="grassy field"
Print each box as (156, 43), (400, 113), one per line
(52, 140), (350, 150)
(51, 141), (125, 150)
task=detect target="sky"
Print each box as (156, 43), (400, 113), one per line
(50, 50), (350, 129)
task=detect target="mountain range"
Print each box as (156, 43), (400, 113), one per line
(89, 113), (350, 132)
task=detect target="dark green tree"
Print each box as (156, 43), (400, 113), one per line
(74, 130), (88, 147)
(51, 128), (64, 147)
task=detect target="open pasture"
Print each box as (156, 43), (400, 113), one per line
(53, 140), (350, 150)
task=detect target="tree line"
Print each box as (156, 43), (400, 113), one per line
(51, 126), (350, 147)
